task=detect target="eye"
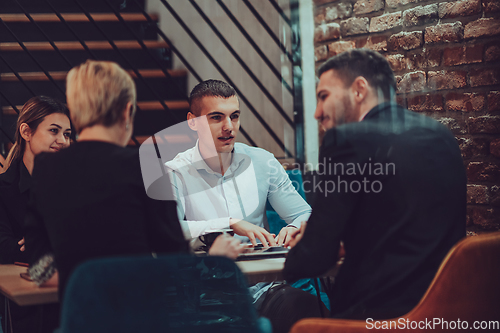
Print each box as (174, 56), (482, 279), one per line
(318, 94), (327, 101)
(64, 132), (71, 139)
(210, 115), (221, 120)
(50, 128), (59, 134)
(231, 114), (239, 120)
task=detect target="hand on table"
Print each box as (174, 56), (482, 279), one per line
(208, 234), (245, 259)
(276, 226), (300, 247)
(230, 219), (277, 247)
(288, 221), (307, 249)
(18, 238), (25, 252)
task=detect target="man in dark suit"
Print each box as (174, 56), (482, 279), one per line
(283, 49), (466, 319)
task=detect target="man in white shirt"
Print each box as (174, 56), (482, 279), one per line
(165, 80), (327, 333)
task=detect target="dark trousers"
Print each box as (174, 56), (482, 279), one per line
(259, 284), (329, 333)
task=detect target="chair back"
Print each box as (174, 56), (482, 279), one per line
(59, 254), (264, 333)
(290, 233), (500, 332)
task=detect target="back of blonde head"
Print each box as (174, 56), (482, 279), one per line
(66, 60), (136, 134)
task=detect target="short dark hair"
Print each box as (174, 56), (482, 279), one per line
(318, 48), (396, 101)
(188, 79), (237, 116)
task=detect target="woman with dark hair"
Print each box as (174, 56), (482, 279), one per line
(0, 95), (71, 264)
(0, 95), (71, 333)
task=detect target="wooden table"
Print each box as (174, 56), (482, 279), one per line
(236, 257), (285, 285)
(0, 258), (286, 307)
(0, 264), (58, 306)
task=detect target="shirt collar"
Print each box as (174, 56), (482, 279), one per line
(191, 140), (248, 176)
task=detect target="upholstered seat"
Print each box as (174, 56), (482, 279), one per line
(290, 233), (500, 332)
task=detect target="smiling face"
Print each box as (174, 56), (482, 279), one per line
(315, 69), (358, 131)
(188, 95), (240, 158)
(24, 113), (71, 156)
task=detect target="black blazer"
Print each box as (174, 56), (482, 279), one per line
(24, 141), (188, 298)
(284, 103), (466, 319)
(0, 158), (32, 264)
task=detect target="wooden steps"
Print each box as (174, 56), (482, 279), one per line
(0, 13), (158, 23)
(1, 69), (186, 81)
(2, 100), (189, 115)
(0, 40), (169, 52)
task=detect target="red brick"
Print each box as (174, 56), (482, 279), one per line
(467, 184), (490, 204)
(465, 17), (500, 39)
(466, 207), (474, 227)
(314, 8), (326, 25)
(467, 161), (500, 182)
(489, 91), (500, 112)
(446, 93), (486, 112)
(438, 117), (464, 134)
(327, 40), (356, 57)
(407, 94), (443, 112)
(491, 139), (500, 158)
(407, 48), (442, 69)
(357, 36), (387, 52)
(403, 4), (438, 28)
(386, 0), (419, 8)
(483, 0), (500, 13)
(458, 138), (490, 159)
(428, 71), (467, 90)
(470, 207), (500, 230)
(470, 68), (500, 87)
(485, 44), (500, 62)
(399, 71), (426, 93)
(388, 31), (422, 51)
(324, 2), (353, 22)
(340, 17), (369, 36)
(313, 0), (333, 5)
(425, 22), (463, 44)
(443, 44), (483, 66)
(491, 185), (500, 206)
(314, 23), (341, 43)
(438, 0), (481, 19)
(353, 0), (384, 15)
(315, 45), (328, 62)
(369, 12), (402, 33)
(386, 54), (406, 72)
(467, 115), (500, 134)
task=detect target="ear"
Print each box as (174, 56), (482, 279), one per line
(187, 112), (198, 131)
(19, 123), (32, 142)
(351, 76), (369, 104)
(123, 102), (134, 124)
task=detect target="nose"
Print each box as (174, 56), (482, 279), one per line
(56, 132), (68, 146)
(222, 116), (233, 132)
(314, 103), (323, 121)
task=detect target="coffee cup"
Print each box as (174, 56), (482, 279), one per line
(199, 230), (235, 251)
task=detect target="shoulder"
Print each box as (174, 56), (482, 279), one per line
(0, 159), (20, 187)
(164, 146), (196, 170)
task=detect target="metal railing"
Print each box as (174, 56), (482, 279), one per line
(0, 0), (304, 163)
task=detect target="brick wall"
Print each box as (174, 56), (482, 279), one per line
(313, 0), (500, 232)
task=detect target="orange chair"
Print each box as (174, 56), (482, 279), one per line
(290, 233), (500, 333)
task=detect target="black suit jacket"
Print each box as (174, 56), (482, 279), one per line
(0, 158), (32, 264)
(284, 103), (466, 319)
(24, 141), (188, 298)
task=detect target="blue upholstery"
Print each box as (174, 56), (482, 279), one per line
(266, 169), (306, 236)
(59, 254), (271, 333)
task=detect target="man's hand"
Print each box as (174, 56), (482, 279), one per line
(230, 219), (277, 247)
(276, 226), (300, 247)
(18, 238), (25, 252)
(208, 234), (245, 259)
(288, 221), (307, 248)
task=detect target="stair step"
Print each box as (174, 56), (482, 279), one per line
(0, 13), (158, 23)
(2, 100), (189, 115)
(0, 40), (169, 52)
(0, 69), (185, 82)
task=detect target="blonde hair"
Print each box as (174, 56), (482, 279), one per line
(3, 96), (70, 171)
(66, 60), (136, 133)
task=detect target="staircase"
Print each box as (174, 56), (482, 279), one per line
(0, 0), (189, 151)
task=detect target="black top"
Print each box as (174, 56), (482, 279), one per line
(0, 158), (32, 264)
(24, 141), (188, 298)
(284, 103), (466, 319)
